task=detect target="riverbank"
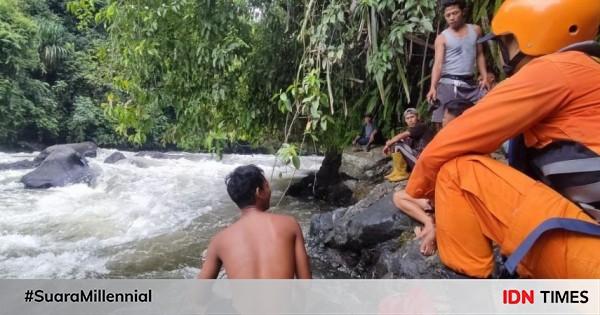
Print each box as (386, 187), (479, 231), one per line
(301, 147), (511, 279)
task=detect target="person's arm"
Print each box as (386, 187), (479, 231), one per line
(386, 131), (410, 146)
(383, 131), (410, 153)
(406, 58), (571, 199)
(475, 25), (490, 90)
(197, 238), (223, 279)
(293, 221), (312, 279)
(427, 35), (446, 103)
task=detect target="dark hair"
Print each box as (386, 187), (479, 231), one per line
(441, 0), (465, 11)
(225, 164), (266, 209)
(445, 99), (474, 117)
(363, 113), (373, 119)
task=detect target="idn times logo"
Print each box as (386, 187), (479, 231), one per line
(502, 289), (589, 304)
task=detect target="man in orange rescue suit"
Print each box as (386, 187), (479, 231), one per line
(406, 0), (600, 278)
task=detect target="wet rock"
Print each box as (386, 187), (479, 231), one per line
(34, 142), (97, 164)
(287, 152), (355, 207)
(307, 180), (509, 279)
(116, 156), (164, 168)
(104, 152), (126, 164)
(339, 146), (390, 180)
(307, 180), (454, 279)
(336, 195), (413, 250)
(0, 159), (38, 170)
(22, 147), (96, 188)
(373, 240), (450, 279)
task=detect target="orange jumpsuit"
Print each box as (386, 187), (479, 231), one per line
(406, 51), (600, 278)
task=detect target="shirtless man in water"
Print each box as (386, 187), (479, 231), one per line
(197, 164), (312, 279)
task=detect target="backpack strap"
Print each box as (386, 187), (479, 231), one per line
(505, 218), (600, 274)
(559, 40), (600, 57)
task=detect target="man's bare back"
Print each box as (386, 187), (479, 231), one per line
(197, 165), (311, 279)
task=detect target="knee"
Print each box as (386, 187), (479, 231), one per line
(392, 189), (409, 207)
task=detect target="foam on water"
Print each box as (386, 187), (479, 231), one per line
(0, 149), (323, 278)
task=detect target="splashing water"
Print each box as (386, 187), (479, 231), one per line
(0, 149), (323, 279)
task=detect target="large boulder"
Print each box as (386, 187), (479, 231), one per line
(34, 142), (97, 164)
(308, 181), (510, 279)
(22, 147), (96, 188)
(332, 195), (413, 250)
(307, 182), (416, 277)
(339, 146), (390, 180)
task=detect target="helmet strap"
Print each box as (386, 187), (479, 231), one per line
(498, 40), (526, 76)
(503, 52), (526, 76)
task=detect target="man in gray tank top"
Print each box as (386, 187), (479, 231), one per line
(427, 0), (490, 128)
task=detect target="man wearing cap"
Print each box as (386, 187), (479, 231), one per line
(382, 108), (435, 182)
(406, 0), (600, 278)
(427, 0), (490, 130)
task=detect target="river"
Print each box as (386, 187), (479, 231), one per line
(0, 149), (324, 279)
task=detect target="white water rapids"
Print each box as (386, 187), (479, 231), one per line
(0, 149), (323, 279)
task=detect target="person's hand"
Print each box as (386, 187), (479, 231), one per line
(426, 88), (437, 104)
(415, 223), (436, 256)
(383, 145), (390, 155)
(479, 74), (491, 91)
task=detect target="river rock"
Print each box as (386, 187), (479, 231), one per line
(287, 152), (355, 207)
(34, 142), (97, 164)
(116, 156), (165, 168)
(104, 151), (126, 164)
(307, 180), (454, 279)
(0, 159), (38, 170)
(339, 146), (391, 180)
(373, 240), (450, 278)
(22, 147), (96, 188)
(308, 180), (510, 279)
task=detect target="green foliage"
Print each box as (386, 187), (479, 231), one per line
(1, 0), (124, 147)
(38, 21), (71, 73)
(278, 0), (502, 152)
(80, 0), (254, 151)
(277, 143), (300, 170)
(1, 0), (504, 153)
(0, 0), (59, 143)
(278, 0), (438, 151)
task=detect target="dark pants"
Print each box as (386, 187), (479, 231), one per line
(356, 137), (369, 145)
(431, 81), (486, 123)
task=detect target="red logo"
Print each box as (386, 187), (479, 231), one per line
(503, 289), (535, 304)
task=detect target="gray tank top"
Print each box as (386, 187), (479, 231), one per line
(441, 24), (478, 76)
